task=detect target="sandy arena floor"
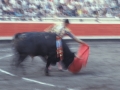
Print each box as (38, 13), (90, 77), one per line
(0, 40), (120, 90)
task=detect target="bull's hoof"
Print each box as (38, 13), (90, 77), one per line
(45, 72), (50, 76)
(45, 68), (50, 76)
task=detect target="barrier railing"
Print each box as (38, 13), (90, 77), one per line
(0, 16), (120, 22)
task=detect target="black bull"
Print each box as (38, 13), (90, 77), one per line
(13, 32), (75, 75)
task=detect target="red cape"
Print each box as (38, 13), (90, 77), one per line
(68, 44), (89, 73)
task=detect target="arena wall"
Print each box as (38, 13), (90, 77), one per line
(0, 21), (120, 39)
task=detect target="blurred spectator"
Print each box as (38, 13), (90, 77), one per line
(0, 0), (119, 21)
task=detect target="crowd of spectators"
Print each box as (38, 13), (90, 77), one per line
(0, 0), (120, 21)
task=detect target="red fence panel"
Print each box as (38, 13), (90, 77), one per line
(0, 22), (120, 36)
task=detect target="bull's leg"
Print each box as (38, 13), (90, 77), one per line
(15, 54), (27, 67)
(14, 54), (27, 75)
(11, 53), (19, 66)
(45, 60), (51, 76)
(45, 55), (54, 76)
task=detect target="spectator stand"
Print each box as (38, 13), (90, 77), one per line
(0, 0), (119, 21)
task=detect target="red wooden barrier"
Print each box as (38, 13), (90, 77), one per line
(0, 22), (120, 36)
(0, 23), (52, 36)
